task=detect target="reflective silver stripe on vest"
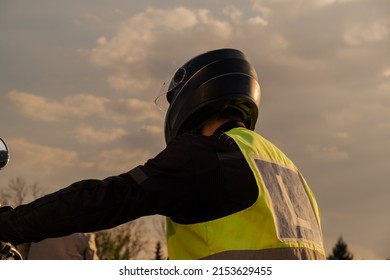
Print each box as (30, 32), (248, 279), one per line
(202, 247), (326, 260)
(129, 167), (148, 185)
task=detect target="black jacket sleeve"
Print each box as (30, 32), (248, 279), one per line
(0, 131), (258, 245)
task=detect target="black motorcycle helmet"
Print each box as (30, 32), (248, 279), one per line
(160, 48), (261, 144)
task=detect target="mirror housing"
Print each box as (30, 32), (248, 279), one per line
(0, 138), (10, 170)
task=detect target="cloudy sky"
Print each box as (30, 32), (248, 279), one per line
(0, 0), (389, 259)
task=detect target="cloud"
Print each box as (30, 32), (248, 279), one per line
(222, 3), (268, 26)
(306, 144), (349, 161)
(332, 132), (349, 139)
(88, 7), (236, 93)
(7, 91), (108, 122)
(89, 7), (202, 68)
(73, 125), (128, 143)
(105, 98), (162, 123)
(383, 68), (390, 78)
(344, 22), (388, 46)
(7, 91), (161, 124)
(96, 36), (108, 45)
(248, 16), (268, 26)
(325, 102), (390, 130)
(82, 148), (153, 173)
(106, 72), (152, 92)
(223, 5), (243, 23)
(8, 138), (79, 175)
(315, 0), (356, 6)
(139, 125), (163, 136)
(252, 0), (271, 17)
(73, 12), (103, 26)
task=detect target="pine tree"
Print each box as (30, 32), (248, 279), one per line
(154, 241), (163, 260)
(327, 236), (353, 260)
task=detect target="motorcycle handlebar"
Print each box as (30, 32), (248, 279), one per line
(0, 241), (23, 260)
(1, 138), (22, 260)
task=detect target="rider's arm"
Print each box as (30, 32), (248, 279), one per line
(0, 132), (257, 245)
(0, 134), (217, 244)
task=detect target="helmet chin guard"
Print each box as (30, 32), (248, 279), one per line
(161, 48), (261, 144)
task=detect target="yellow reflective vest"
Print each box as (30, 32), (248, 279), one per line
(167, 128), (325, 259)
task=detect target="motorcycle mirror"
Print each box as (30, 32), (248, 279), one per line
(0, 138), (10, 169)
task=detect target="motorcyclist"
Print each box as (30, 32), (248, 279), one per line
(0, 48), (325, 259)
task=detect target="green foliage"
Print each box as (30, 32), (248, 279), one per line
(327, 236), (353, 260)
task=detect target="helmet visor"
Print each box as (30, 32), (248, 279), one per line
(154, 67), (186, 112)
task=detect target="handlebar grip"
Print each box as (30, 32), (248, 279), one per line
(0, 241), (23, 260)
(0, 240), (7, 250)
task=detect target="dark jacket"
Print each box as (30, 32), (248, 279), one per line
(0, 122), (257, 245)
